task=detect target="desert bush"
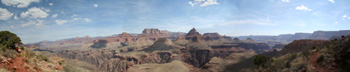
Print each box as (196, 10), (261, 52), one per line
(312, 46), (317, 50)
(317, 55), (324, 63)
(0, 68), (8, 72)
(1, 49), (18, 59)
(37, 55), (48, 62)
(254, 55), (271, 68)
(301, 50), (310, 57)
(25, 49), (35, 58)
(63, 65), (79, 72)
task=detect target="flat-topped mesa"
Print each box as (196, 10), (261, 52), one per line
(185, 28), (204, 40)
(139, 28), (170, 40)
(105, 32), (135, 42)
(142, 28), (161, 34)
(117, 32), (133, 38)
(203, 33), (223, 40)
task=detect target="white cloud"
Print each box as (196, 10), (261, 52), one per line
(52, 14), (58, 18)
(221, 19), (276, 26)
(21, 20), (44, 27)
(189, 2), (195, 7)
(20, 7), (49, 19)
(61, 11), (64, 14)
(72, 18), (81, 21)
(10, 25), (14, 28)
(200, 0), (219, 7)
(93, 4), (98, 7)
(71, 14), (78, 18)
(13, 14), (18, 20)
(55, 20), (68, 25)
(49, 3), (53, 6)
(188, 0), (219, 7)
(328, 0), (335, 3)
(0, 8), (13, 20)
(296, 5), (312, 11)
(1, 0), (40, 8)
(282, 0), (290, 2)
(335, 22), (338, 24)
(343, 15), (347, 20)
(84, 18), (92, 22)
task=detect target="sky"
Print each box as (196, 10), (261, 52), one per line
(0, 0), (350, 43)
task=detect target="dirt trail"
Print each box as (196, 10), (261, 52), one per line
(0, 52), (33, 72)
(308, 52), (329, 72)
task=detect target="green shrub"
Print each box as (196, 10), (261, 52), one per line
(63, 65), (78, 72)
(25, 49), (35, 58)
(1, 49), (18, 59)
(37, 55), (48, 62)
(0, 31), (22, 50)
(254, 55), (271, 68)
(301, 51), (310, 57)
(312, 46), (317, 50)
(317, 55), (324, 63)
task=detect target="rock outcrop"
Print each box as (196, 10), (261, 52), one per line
(203, 33), (223, 40)
(185, 28), (204, 40)
(143, 38), (181, 52)
(139, 29), (169, 40)
(279, 39), (330, 55)
(184, 49), (214, 68)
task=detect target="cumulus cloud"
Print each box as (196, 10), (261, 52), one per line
(282, 0), (290, 2)
(52, 14), (58, 18)
(342, 15), (347, 20)
(1, 0), (40, 8)
(93, 4), (98, 7)
(84, 18), (92, 22)
(188, 0), (219, 7)
(200, 0), (219, 6)
(20, 7), (49, 19)
(49, 3), (53, 6)
(55, 20), (68, 25)
(328, 0), (335, 3)
(0, 8), (13, 20)
(13, 14), (18, 20)
(296, 5), (312, 11)
(21, 20), (44, 27)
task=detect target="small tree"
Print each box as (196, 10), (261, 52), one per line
(254, 55), (271, 68)
(0, 31), (22, 50)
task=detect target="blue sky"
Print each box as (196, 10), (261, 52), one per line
(0, 0), (349, 43)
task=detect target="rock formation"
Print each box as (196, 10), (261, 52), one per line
(185, 28), (204, 40)
(203, 33), (223, 40)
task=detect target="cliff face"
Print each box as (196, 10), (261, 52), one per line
(59, 49), (115, 66)
(279, 39), (330, 55)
